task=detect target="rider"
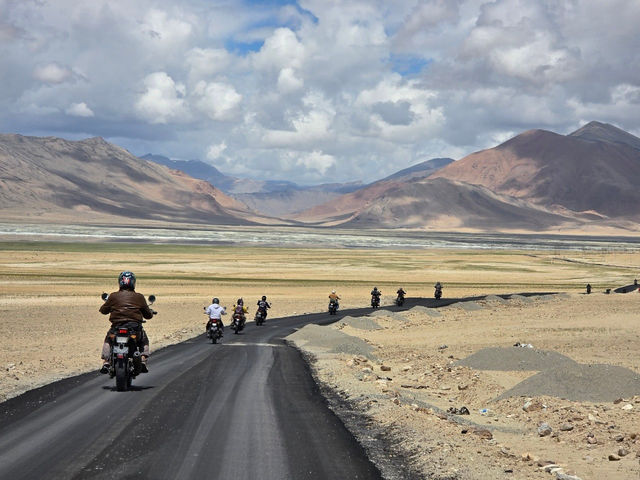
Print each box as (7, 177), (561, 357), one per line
(204, 297), (226, 335)
(233, 298), (248, 328)
(256, 295), (271, 319)
(396, 287), (406, 298)
(99, 271), (154, 374)
(371, 287), (381, 305)
(329, 290), (340, 308)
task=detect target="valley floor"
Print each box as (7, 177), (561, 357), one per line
(2, 241), (640, 479)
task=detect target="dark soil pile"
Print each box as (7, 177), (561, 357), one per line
(496, 363), (640, 402)
(455, 347), (576, 371)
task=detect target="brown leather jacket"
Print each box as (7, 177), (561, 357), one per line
(99, 289), (154, 325)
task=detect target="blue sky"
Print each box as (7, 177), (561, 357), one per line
(1, 0), (639, 184)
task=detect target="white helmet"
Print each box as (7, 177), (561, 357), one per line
(331, 290), (336, 294)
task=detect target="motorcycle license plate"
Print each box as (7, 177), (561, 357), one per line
(116, 336), (129, 343)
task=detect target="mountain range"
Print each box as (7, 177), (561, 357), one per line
(0, 135), (267, 225)
(1, 121), (639, 233)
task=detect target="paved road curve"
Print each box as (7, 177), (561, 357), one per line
(0, 294), (548, 479)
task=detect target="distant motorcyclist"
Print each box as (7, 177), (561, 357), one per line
(232, 298), (248, 329)
(396, 287), (406, 306)
(371, 287), (381, 307)
(99, 271), (154, 373)
(204, 297), (226, 334)
(434, 282), (443, 299)
(328, 290), (340, 307)
(256, 295), (271, 320)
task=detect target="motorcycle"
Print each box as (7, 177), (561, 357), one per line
(328, 299), (339, 315)
(232, 312), (245, 334)
(371, 295), (380, 309)
(395, 293), (405, 306)
(101, 293), (156, 392)
(255, 308), (266, 326)
(207, 320), (223, 344)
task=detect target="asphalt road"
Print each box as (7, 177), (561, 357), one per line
(0, 294), (549, 480)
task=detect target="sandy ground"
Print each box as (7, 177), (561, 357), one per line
(288, 294), (640, 480)
(2, 241), (640, 479)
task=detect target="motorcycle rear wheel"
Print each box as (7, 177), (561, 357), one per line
(115, 362), (128, 392)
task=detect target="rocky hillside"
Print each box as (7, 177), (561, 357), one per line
(430, 123), (640, 218)
(0, 134), (260, 225)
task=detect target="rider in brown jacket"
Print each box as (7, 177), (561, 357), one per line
(99, 271), (154, 373)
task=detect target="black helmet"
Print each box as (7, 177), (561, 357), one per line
(261, 295), (267, 301)
(118, 271), (136, 290)
(237, 298), (243, 305)
(212, 297), (219, 304)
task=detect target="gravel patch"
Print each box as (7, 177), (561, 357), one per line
(484, 295), (508, 304)
(368, 310), (406, 321)
(455, 347), (576, 371)
(459, 301), (483, 311)
(509, 294), (534, 303)
(338, 316), (382, 331)
(496, 363), (640, 402)
(408, 306), (441, 317)
(286, 324), (378, 360)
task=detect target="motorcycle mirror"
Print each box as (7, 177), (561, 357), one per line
(148, 294), (156, 304)
(101, 292), (108, 301)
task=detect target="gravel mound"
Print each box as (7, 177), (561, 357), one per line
(496, 363), (640, 402)
(509, 294), (534, 303)
(456, 347), (576, 371)
(339, 316), (382, 331)
(459, 301), (483, 311)
(409, 306), (442, 317)
(286, 324), (377, 360)
(369, 310), (406, 321)
(484, 295), (508, 304)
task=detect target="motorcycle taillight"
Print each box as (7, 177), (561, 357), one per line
(118, 329), (128, 334)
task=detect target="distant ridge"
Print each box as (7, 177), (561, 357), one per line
(569, 121), (640, 151)
(430, 123), (640, 218)
(0, 134), (260, 225)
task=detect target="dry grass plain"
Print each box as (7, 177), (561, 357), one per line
(2, 240), (640, 479)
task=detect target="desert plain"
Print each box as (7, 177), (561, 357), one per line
(2, 239), (640, 479)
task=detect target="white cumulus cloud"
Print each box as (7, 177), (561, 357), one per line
(33, 62), (74, 84)
(135, 72), (187, 124)
(66, 102), (94, 117)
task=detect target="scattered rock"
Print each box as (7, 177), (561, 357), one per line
(538, 423), (553, 437)
(440, 385), (451, 391)
(556, 473), (583, 480)
(608, 454), (620, 461)
(559, 423), (574, 431)
(523, 399), (544, 412)
(614, 434), (625, 442)
(438, 344), (448, 350)
(447, 406), (470, 415)
(618, 448), (629, 457)
(380, 365), (391, 372)
(457, 384), (469, 391)
(473, 428), (493, 440)
(521, 452), (539, 463)
(622, 403), (634, 411)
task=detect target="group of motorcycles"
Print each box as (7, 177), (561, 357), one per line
(207, 301), (270, 344)
(102, 282), (444, 392)
(329, 283), (444, 313)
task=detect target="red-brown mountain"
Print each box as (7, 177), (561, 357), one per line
(342, 177), (593, 231)
(0, 134), (260, 225)
(430, 122), (640, 218)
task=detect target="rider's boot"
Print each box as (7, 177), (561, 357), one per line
(140, 355), (149, 373)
